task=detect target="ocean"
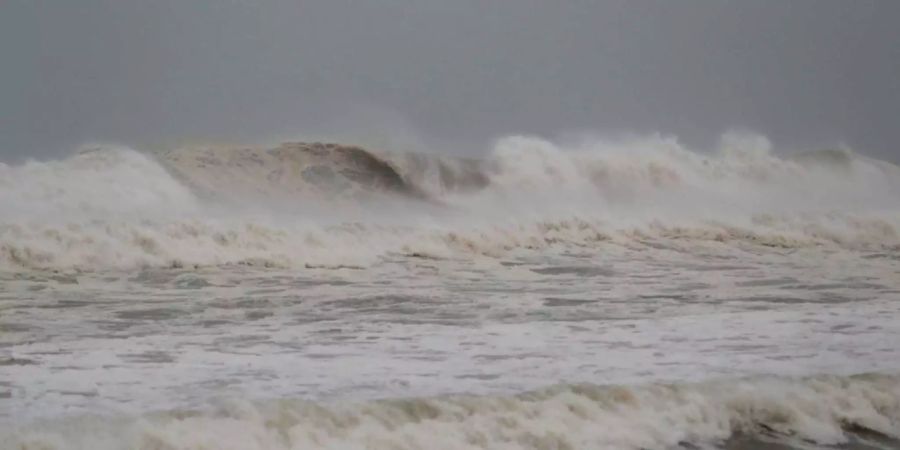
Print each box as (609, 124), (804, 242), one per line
(2, 134), (900, 449)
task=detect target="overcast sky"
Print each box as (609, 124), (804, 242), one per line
(1, 0), (898, 161)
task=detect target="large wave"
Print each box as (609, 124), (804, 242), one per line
(2, 133), (899, 271)
(6, 374), (900, 450)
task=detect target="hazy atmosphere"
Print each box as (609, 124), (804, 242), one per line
(5, 3), (900, 450)
(2, 0), (899, 161)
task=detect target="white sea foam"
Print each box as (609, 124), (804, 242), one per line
(1, 133), (898, 271)
(0, 146), (198, 219)
(6, 374), (900, 450)
(3, 133), (900, 450)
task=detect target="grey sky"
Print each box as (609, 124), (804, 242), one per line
(1, 0), (898, 161)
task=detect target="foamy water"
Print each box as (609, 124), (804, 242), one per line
(2, 133), (900, 449)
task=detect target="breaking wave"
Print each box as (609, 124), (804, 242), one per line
(2, 133), (899, 271)
(6, 374), (900, 450)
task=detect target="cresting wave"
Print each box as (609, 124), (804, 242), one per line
(6, 374), (900, 450)
(1, 133), (899, 271)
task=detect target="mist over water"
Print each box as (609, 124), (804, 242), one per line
(1, 132), (898, 272)
(3, 131), (900, 450)
(3, 1), (900, 447)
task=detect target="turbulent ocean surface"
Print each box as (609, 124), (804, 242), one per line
(2, 133), (900, 449)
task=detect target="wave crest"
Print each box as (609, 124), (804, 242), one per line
(7, 374), (900, 450)
(2, 133), (899, 271)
